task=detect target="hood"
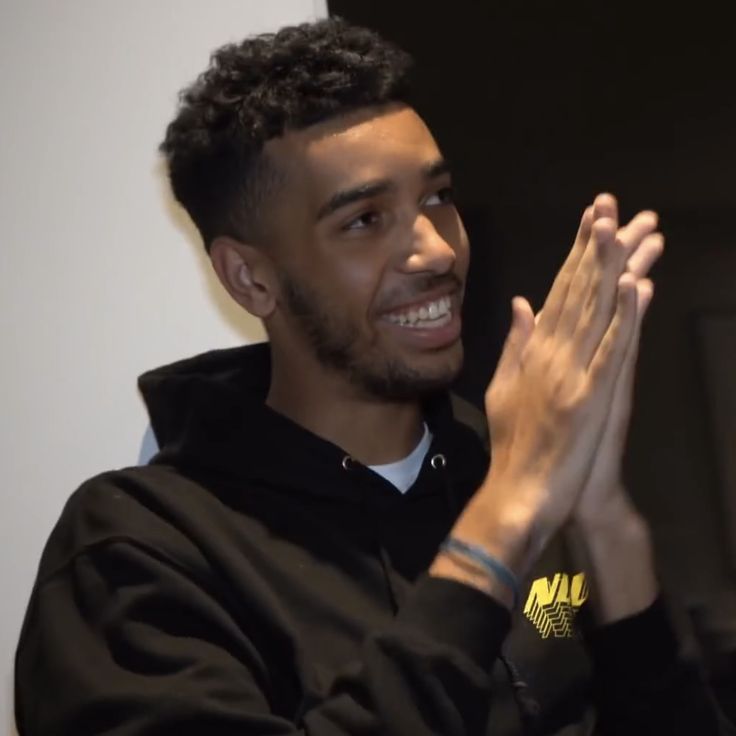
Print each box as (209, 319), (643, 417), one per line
(137, 342), (489, 505)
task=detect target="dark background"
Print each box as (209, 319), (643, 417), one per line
(330, 0), (736, 714)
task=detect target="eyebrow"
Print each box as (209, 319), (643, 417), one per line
(422, 157), (452, 180)
(315, 157), (452, 222)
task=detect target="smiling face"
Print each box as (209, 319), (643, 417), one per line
(258, 103), (470, 400)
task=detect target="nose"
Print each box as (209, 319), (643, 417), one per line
(402, 213), (456, 275)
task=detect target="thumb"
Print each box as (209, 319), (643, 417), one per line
(494, 296), (535, 380)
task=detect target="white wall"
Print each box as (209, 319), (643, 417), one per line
(0, 1), (327, 732)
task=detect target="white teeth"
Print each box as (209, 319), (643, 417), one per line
(384, 296), (453, 328)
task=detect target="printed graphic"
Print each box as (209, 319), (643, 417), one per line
(523, 572), (588, 638)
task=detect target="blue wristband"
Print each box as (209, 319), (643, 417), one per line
(440, 537), (520, 609)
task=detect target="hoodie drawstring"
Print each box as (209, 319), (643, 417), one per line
(500, 655), (541, 734)
(343, 449), (540, 734)
(430, 452), (541, 736)
(342, 455), (401, 615)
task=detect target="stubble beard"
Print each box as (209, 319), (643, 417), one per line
(279, 274), (462, 401)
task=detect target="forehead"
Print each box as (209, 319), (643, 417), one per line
(266, 105), (443, 205)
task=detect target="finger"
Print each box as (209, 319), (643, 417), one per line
(493, 296), (535, 382)
(620, 279), (655, 383)
(617, 210), (658, 257)
(627, 233), (664, 278)
(605, 278), (655, 427)
(637, 278), (654, 315)
(587, 273), (639, 394)
(554, 215), (623, 346)
(570, 216), (636, 368)
(537, 193), (619, 338)
(592, 192), (619, 231)
(535, 204), (595, 336)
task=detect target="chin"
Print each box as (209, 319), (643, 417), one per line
(409, 339), (464, 378)
(354, 344), (464, 401)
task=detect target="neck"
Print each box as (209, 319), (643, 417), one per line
(266, 343), (424, 466)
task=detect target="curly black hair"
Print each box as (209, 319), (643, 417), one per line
(160, 17), (414, 251)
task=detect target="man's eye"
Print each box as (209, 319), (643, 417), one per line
(424, 187), (455, 207)
(343, 211), (381, 231)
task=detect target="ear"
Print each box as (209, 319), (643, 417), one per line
(209, 236), (277, 319)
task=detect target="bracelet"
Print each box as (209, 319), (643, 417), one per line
(439, 537), (520, 609)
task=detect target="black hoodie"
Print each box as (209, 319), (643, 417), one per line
(15, 343), (729, 735)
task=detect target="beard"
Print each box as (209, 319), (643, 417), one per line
(279, 272), (463, 401)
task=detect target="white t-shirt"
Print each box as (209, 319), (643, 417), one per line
(368, 423), (433, 494)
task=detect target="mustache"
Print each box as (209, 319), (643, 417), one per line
(377, 273), (463, 312)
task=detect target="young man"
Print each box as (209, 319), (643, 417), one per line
(15, 17), (730, 736)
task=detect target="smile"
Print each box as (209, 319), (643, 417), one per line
(382, 296), (452, 329)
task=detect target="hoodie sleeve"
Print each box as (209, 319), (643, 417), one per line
(584, 598), (735, 735)
(15, 538), (511, 736)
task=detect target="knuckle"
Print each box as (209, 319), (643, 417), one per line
(546, 364), (585, 415)
(556, 383), (588, 417)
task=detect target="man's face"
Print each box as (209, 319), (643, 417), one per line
(263, 104), (470, 400)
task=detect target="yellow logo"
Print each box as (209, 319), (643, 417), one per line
(523, 572), (588, 638)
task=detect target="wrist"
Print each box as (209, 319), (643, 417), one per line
(575, 512), (653, 566)
(450, 479), (537, 577)
(573, 489), (645, 535)
(430, 550), (516, 611)
(567, 504), (658, 624)
(573, 496), (653, 566)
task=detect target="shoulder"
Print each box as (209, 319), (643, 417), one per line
(36, 464), (212, 583)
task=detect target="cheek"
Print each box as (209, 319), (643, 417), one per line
(323, 254), (386, 323)
(457, 223), (471, 276)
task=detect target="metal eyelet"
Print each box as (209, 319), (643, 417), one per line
(430, 453), (447, 469)
(341, 455), (356, 471)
